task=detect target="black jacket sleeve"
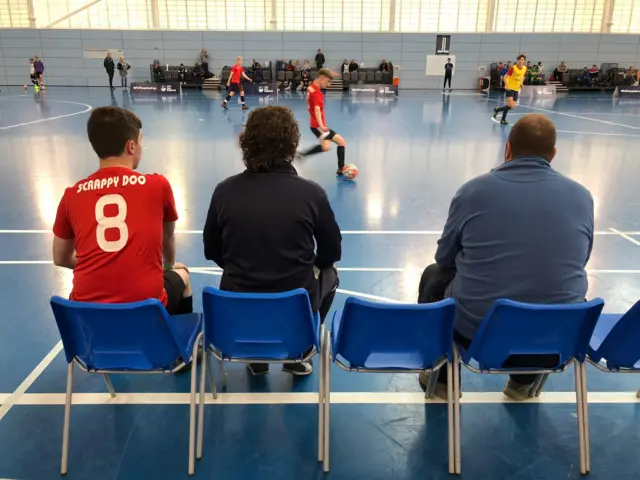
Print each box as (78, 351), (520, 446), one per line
(203, 189), (225, 268)
(314, 190), (342, 269)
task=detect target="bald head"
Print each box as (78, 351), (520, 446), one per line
(506, 114), (557, 163)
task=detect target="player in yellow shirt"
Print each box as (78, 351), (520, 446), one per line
(493, 54), (527, 125)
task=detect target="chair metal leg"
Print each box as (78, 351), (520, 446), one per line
(206, 351), (218, 400)
(453, 344), (461, 474)
(446, 361), (454, 474)
(61, 362), (74, 475)
(534, 373), (550, 398)
(197, 338), (206, 460)
(188, 332), (201, 476)
(323, 328), (331, 473)
(581, 362), (591, 473)
(217, 359), (227, 390)
(425, 368), (439, 400)
(574, 360), (586, 475)
(318, 324), (325, 463)
(103, 373), (116, 398)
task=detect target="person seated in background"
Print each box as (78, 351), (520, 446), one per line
(379, 58), (390, 72)
(500, 62), (510, 85)
(302, 59), (311, 71)
(298, 70), (311, 91)
(348, 59), (359, 72)
(577, 67), (591, 85)
(417, 114), (594, 401)
(341, 59), (349, 75)
(277, 59), (287, 71)
(252, 59), (263, 83)
(203, 106), (342, 376)
(192, 63), (204, 81)
(286, 60), (295, 71)
(294, 60), (302, 71)
(53, 107), (193, 316)
(554, 61), (568, 81)
(152, 62), (164, 82)
(589, 64), (600, 76)
(178, 63), (188, 84)
(537, 61), (545, 82)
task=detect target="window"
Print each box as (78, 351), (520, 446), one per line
(0, 0), (30, 27)
(494, 0), (604, 33)
(275, 0), (389, 31)
(396, 0), (488, 33)
(611, 0), (640, 33)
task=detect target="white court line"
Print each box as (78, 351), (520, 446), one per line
(611, 228), (640, 246)
(5, 391), (640, 406)
(0, 260), (52, 264)
(0, 229), (636, 235)
(0, 341), (62, 422)
(0, 100), (92, 131)
(490, 115), (640, 137)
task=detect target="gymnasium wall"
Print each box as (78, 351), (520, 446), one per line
(0, 29), (640, 89)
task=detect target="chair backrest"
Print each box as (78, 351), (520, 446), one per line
(202, 287), (319, 360)
(332, 297), (456, 370)
(464, 298), (605, 370)
(285, 70), (294, 80)
(350, 71), (358, 81)
(358, 71), (366, 82)
(50, 296), (186, 371)
(375, 71), (382, 82)
(310, 70), (317, 80)
(366, 71), (374, 82)
(592, 300), (640, 369)
(382, 71), (392, 84)
(277, 71), (285, 81)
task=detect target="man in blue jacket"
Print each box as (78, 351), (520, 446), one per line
(419, 114), (594, 400)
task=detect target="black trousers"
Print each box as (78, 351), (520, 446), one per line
(108, 71), (114, 88)
(444, 72), (452, 88)
(418, 263), (557, 386)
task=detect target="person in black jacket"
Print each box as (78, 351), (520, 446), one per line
(315, 49), (325, 70)
(203, 105), (342, 376)
(104, 52), (115, 90)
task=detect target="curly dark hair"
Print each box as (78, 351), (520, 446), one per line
(240, 106), (300, 171)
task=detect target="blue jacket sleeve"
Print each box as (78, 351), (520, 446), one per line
(435, 189), (465, 268)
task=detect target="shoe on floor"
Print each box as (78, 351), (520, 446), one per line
(492, 108), (499, 119)
(503, 379), (534, 401)
(500, 119), (509, 125)
(336, 169), (343, 176)
(247, 363), (270, 376)
(283, 361), (313, 376)
(221, 102), (228, 109)
(419, 372), (461, 400)
(241, 104), (249, 110)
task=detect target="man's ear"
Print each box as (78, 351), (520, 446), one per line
(505, 140), (512, 162)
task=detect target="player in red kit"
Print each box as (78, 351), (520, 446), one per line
(222, 56), (253, 110)
(52, 107), (193, 315)
(297, 68), (347, 176)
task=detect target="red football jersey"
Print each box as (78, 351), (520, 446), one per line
(53, 166), (178, 305)
(230, 64), (243, 84)
(307, 84), (326, 129)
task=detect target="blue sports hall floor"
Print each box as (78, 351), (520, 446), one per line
(0, 86), (639, 480)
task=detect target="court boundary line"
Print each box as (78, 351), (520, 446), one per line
(2, 391), (639, 406)
(0, 100), (92, 131)
(0, 229), (638, 235)
(610, 228), (640, 246)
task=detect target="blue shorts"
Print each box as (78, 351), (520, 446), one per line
(505, 90), (519, 101)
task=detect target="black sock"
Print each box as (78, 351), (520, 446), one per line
(224, 95), (231, 103)
(501, 107), (511, 121)
(495, 106), (505, 113)
(240, 95), (245, 104)
(337, 146), (345, 170)
(302, 144), (323, 156)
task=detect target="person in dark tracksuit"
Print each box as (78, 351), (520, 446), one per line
(444, 58), (454, 90)
(203, 105), (341, 377)
(104, 52), (115, 90)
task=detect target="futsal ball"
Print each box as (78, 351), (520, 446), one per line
(342, 164), (359, 180)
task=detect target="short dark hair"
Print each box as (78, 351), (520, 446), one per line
(87, 107), (142, 159)
(240, 106), (300, 172)
(517, 54), (526, 60)
(508, 114), (556, 162)
(317, 68), (333, 79)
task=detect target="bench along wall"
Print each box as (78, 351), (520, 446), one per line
(0, 29), (639, 89)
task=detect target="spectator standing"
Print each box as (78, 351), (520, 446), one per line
(315, 49), (325, 70)
(52, 106), (193, 316)
(252, 59), (263, 83)
(379, 58), (390, 72)
(200, 48), (209, 78)
(537, 61), (545, 82)
(341, 59), (349, 75)
(203, 106), (341, 376)
(104, 52), (115, 90)
(443, 57), (454, 90)
(417, 114), (594, 401)
(117, 56), (131, 89)
(348, 59), (359, 72)
(34, 55), (45, 90)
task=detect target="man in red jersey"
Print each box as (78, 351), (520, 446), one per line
(52, 107), (193, 314)
(297, 68), (347, 176)
(222, 56), (253, 111)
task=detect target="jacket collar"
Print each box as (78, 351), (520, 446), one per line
(245, 162), (298, 175)
(494, 156), (551, 171)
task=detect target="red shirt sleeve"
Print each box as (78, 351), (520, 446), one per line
(159, 175), (178, 222)
(52, 190), (74, 239)
(506, 67), (514, 76)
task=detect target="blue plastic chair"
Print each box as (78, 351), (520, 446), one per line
(588, 300), (640, 395)
(459, 298), (605, 475)
(50, 296), (203, 475)
(198, 287), (321, 467)
(327, 297), (457, 473)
